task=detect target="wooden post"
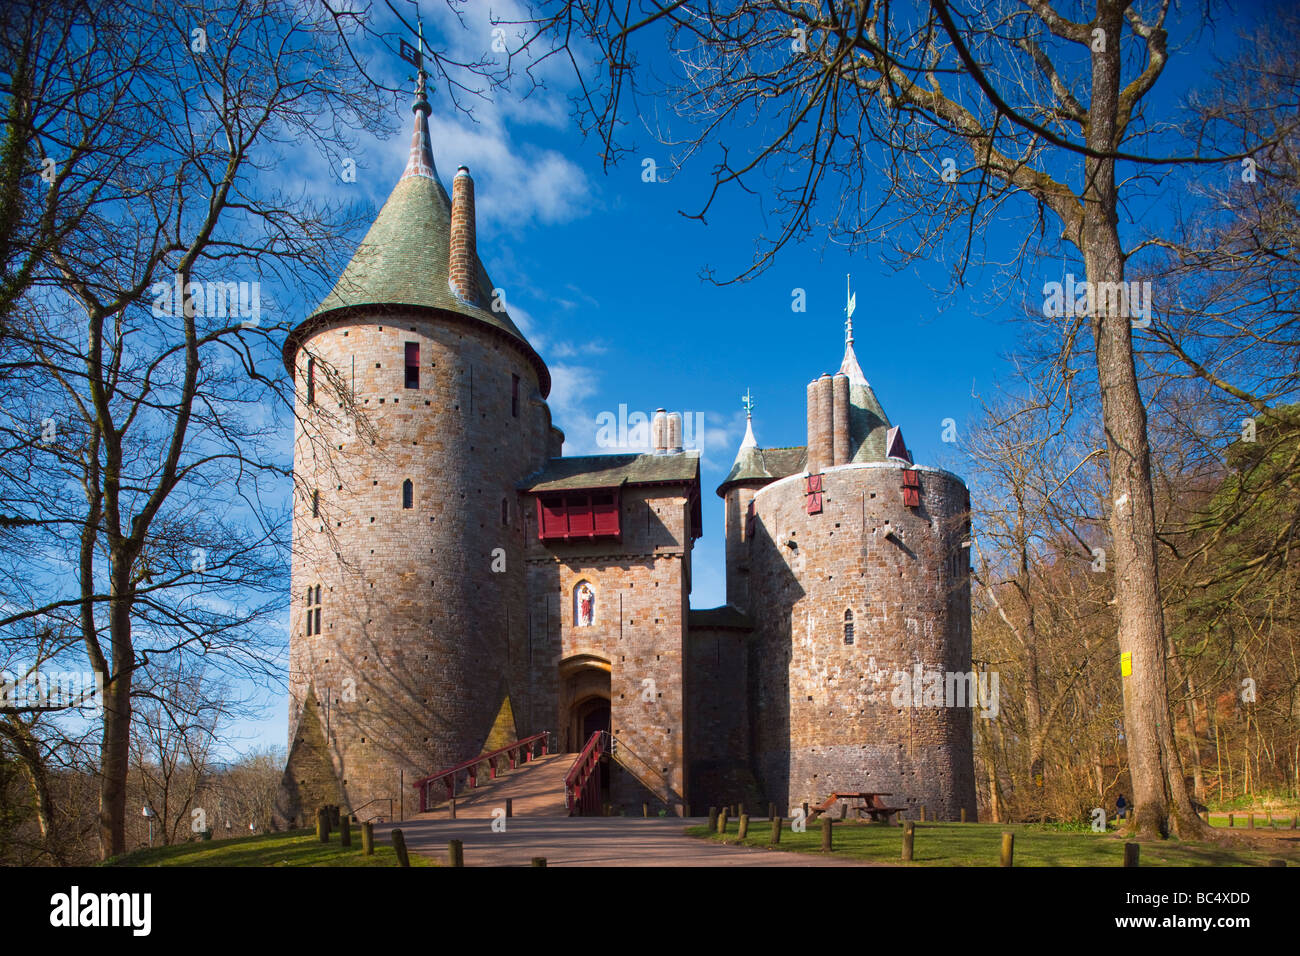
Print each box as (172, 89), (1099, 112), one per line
(316, 808), (329, 842)
(1228, 813), (1234, 827)
(532, 857), (547, 867)
(768, 802), (777, 820)
(1248, 812), (1255, 830)
(707, 806), (718, 832)
(391, 829), (410, 868)
(1124, 843), (1140, 867)
(1292, 813), (1297, 830)
(771, 817), (783, 844)
(1000, 832), (1014, 867)
(960, 807), (967, 823)
(738, 802), (746, 817)
(448, 839), (464, 867)
(340, 815), (352, 848)
(361, 822), (374, 855)
(920, 804), (926, 822)
(449, 797), (456, 820)
(685, 804), (691, 818)
(718, 809), (729, 834)
(643, 802), (650, 818)
(840, 802), (848, 821)
(821, 817), (833, 852)
(902, 820), (914, 861)
(506, 798), (513, 818)
(738, 814), (750, 839)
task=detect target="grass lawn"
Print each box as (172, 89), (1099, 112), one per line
(105, 828), (435, 867)
(686, 819), (1300, 866)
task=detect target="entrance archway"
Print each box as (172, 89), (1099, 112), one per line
(559, 654), (611, 753)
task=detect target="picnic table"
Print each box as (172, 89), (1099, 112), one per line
(808, 791), (905, 824)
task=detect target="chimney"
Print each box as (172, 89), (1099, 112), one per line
(667, 411), (683, 454)
(807, 374), (833, 472)
(652, 409), (669, 455)
(449, 165), (478, 303)
(832, 372), (851, 465)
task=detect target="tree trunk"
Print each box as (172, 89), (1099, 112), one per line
(1085, 3), (1209, 840)
(98, 569), (134, 860)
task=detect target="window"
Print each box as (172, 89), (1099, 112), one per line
(402, 479), (413, 509)
(311, 489), (319, 518)
(306, 356), (315, 405)
(511, 374), (520, 417)
(405, 342), (420, 389)
(306, 586), (322, 636)
(843, 609), (855, 645)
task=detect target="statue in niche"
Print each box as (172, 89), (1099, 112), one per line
(576, 582), (595, 627)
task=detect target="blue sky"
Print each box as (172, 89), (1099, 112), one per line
(223, 0), (1264, 755)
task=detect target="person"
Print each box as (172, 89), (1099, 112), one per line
(1116, 793), (1127, 820)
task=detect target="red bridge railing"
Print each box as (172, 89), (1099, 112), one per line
(565, 730), (608, 815)
(413, 732), (552, 813)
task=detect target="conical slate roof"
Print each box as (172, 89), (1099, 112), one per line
(282, 80), (549, 394)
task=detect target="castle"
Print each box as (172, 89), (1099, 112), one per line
(273, 73), (977, 826)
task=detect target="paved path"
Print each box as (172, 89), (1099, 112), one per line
(383, 816), (867, 867)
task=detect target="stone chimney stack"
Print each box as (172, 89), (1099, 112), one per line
(807, 374), (833, 472)
(832, 372), (851, 465)
(667, 411), (684, 454)
(450, 165), (478, 303)
(652, 408), (669, 455)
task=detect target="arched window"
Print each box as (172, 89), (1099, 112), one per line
(306, 356), (316, 405)
(306, 587), (322, 636)
(402, 479), (413, 510)
(574, 580), (595, 627)
(843, 609), (855, 645)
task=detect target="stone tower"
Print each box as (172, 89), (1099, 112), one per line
(273, 73), (556, 825)
(720, 301), (977, 820)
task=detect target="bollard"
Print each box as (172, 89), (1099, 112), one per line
(822, 817), (834, 852)
(532, 857), (547, 867)
(1292, 814), (1297, 830)
(1267, 859), (1286, 867)
(920, 804), (926, 823)
(771, 816), (783, 845)
(448, 839), (464, 867)
(391, 829), (410, 867)
(718, 809), (729, 835)
(1124, 843), (1140, 867)
(1248, 813), (1255, 830)
(738, 814), (750, 840)
(506, 798), (513, 819)
(340, 815), (352, 848)
(960, 807), (967, 824)
(643, 802), (650, 818)
(707, 806), (718, 832)
(330, 805), (340, 828)
(361, 821), (374, 855)
(1228, 813), (1234, 828)
(902, 821), (914, 861)
(840, 802), (849, 821)
(316, 808), (329, 843)
(1000, 832), (1014, 867)
(685, 804), (691, 818)
(449, 797), (456, 820)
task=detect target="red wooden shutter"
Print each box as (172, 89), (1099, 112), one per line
(806, 491), (823, 515)
(903, 487), (920, 508)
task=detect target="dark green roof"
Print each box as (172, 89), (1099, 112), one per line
(688, 605), (754, 632)
(522, 452), (701, 493)
(282, 97), (549, 394)
(717, 446), (806, 496)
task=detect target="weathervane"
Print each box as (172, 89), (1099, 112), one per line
(845, 273), (856, 348)
(742, 389), (755, 417)
(397, 3), (429, 90)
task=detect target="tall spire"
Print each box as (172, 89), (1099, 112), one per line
(402, 24), (438, 182)
(740, 389), (757, 449)
(839, 273), (868, 385)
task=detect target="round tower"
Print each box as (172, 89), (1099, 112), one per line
(274, 73), (553, 825)
(743, 298), (976, 821)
